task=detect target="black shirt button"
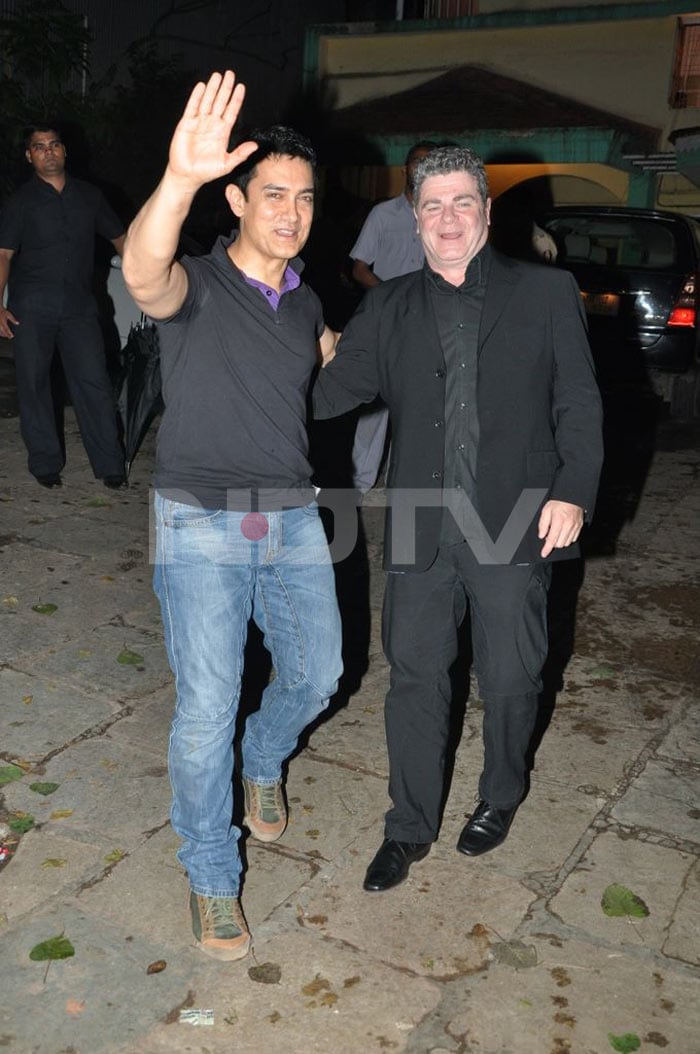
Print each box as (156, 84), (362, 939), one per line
(431, 471), (442, 480)
(435, 369), (445, 378)
(434, 420), (443, 428)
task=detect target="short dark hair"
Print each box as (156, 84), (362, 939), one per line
(24, 123), (63, 149)
(230, 125), (316, 197)
(405, 140), (438, 168)
(411, 146), (489, 206)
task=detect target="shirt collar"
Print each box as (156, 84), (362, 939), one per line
(425, 242), (491, 293)
(213, 232), (303, 309)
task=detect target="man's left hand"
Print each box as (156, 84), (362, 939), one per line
(318, 326), (341, 366)
(538, 500), (584, 558)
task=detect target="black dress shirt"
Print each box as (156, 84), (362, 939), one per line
(427, 244), (489, 544)
(0, 173), (124, 317)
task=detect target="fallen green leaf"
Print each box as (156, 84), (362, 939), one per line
(32, 603), (57, 615)
(29, 782), (59, 796)
(608, 1032), (641, 1053)
(601, 884), (650, 919)
(104, 848), (126, 863)
(86, 497), (111, 508)
(0, 764), (24, 787)
(9, 814), (35, 834)
(590, 664), (616, 678)
(117, 647), (144, 666)
(29, 935), (75, 962)
(41, 858), (67, 869)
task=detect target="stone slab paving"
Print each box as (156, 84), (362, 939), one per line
(128, 929), (443, 1054)
(0, 901), (200, 1054)
(1, 667), (119, 760)
(402, 936), (700, 1054)
(9, 621), (174, 702)
(0, 411), (698, 1054)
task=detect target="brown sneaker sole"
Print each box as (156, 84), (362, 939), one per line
(197, 931), (251, 961)
(243, 812), (287, 843)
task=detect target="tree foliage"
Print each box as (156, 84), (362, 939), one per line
(0, 2), (194, 223)
(0, 1), (92, 195)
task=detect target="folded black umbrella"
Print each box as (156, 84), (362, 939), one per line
(117, 318), (162, 476)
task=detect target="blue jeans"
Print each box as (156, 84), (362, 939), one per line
(153, 493), (343, 897)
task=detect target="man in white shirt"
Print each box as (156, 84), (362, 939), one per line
(348, 141), (436, 492)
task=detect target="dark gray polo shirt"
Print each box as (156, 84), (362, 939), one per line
(427, 245), (490, 545)
(154, 234), (323, 510)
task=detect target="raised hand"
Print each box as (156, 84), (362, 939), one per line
(168, 71), (258, 190)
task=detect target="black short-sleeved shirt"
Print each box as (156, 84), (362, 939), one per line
(154, 234), (324, 510)
(0, 173), (124, 317)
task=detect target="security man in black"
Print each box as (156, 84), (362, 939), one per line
(0, 125), (126, 488)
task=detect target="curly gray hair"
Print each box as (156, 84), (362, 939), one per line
(411, 147), (489, 206)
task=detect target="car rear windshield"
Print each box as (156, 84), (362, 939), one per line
(544, 216), (683, 271)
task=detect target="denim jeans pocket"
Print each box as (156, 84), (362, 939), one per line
(164, 499), (223, 529)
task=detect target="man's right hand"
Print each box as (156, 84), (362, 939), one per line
(167, 70), (258, 192)
(0, 306), (18, 340)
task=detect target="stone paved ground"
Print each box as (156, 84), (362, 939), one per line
(0, 383), (698, 1054)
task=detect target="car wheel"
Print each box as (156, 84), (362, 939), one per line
(669, 367), (700, 419)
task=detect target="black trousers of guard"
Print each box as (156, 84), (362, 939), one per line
(11, 312), (124, 479)
(382, 541), (552, 844)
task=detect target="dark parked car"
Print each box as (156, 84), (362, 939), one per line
(542, 206), (700, 417)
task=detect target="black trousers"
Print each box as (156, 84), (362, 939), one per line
(382, 542), (552, 843)
(12, 312), (123, 478)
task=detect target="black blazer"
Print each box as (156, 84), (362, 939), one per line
(313, 249), (604, 571)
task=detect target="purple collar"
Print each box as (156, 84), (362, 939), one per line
(242, 265), (300, 311)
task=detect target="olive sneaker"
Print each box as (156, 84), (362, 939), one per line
(242, 776), (287, 842)
(189, 892), (251, 961)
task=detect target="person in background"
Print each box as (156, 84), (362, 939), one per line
(122, 71), (342, 961)
(0, 124), (126, 488)
(348, 141), (437, 493)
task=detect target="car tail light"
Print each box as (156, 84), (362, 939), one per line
(667, 274), (696, 327)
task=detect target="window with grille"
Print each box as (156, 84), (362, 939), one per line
(422, 1), (478, 16)
(670, 16), (700, 108)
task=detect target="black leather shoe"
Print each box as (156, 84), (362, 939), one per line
(103, 474), (127, 489)
(35, 472), (62, 488)
(363, 838), (431, 892)
(456, 800), (518, 857)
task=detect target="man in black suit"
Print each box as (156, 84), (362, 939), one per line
(313, 146), (603, 892)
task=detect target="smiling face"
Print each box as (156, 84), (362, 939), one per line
(225, 154), (315, 273)
(25, 129), (66, 181)
(415, 169), (491, 283)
